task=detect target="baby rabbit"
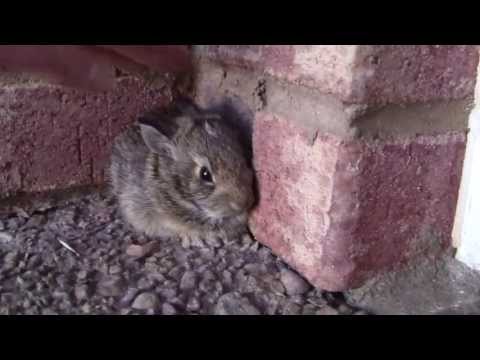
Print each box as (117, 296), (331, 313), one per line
(110, 98), (255, 246)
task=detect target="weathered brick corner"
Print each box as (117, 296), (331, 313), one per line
(193, 45), (478, 291)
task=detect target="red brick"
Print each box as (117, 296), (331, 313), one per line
(249, 113), (466, 291)
(0, 78), (170, 198)
(197, 45), (478, 105)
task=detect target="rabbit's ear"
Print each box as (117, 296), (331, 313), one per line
(203, 115), (221, 137)
(138, 112), (195, 155)
(138, 120), (171, 154)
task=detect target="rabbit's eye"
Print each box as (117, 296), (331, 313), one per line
(200, 166), (213, 183)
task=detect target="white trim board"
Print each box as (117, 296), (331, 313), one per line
(454, 106), (480, 270)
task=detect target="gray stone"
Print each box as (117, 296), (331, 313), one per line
(316, 306), (339, 315)
(81, 303), (91, 313)
(283, 302), (302, 315)
(25, 215), (45, 228)
(205, 236), (223, 248)
(109, 265), (122, 275)
(132, 292), (159, 310)
(345, 255), (480, 315)
(280, 269), (311, 296)
(145, 256), (157, 263)
(126, 242), (156, 258)
(168, 266), (184, 281)
(214, 293), (261, 315)
(159, 288), (177, 300)
(244, 263), (264, 275)
(241, 233), (254, 245)
(179, 271), (197, 291)
(42, 308), (59, 315)
(353, 310), (370, 315)
(3, 251), (19, 270)
(27, 255), (41, 269)
(120, 287), (140, 307)
(232, 258), (245, 269)
(337, 304), (354, 315)
(74, 285), (89, 301)
(302, 304), (318, 315)
(250, 242), (260, 252)
(77, 270), (88, 281)
(0, 232), (13, 244)
(186, 297), (201, 312)
(97, 277), (125, 297)
(222, 270), (233, 287)
(162, 303), (177, 315)
(137, 277), (155, 291)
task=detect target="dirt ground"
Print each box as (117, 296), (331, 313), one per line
(0, 190), (364, 315)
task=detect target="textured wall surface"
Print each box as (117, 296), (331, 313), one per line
(0, 77), (171, 198)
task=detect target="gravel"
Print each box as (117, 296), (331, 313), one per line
(0, 190), (361, 315)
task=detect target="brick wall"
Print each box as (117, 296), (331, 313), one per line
(193, 45), (478, 291)
(0, 74), (172, 198)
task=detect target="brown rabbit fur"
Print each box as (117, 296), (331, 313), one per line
(110, 97), (255, 246)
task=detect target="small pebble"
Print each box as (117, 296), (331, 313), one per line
(25, 215), (45, 228)
(126, 245), (144, 258)
(77, 270), (88, 280)
(109, 265), (122, 275)
(179, 271), (197, 291)
(337, 304), (354, 315)
(74, 285), (89, 301)
(162, 303), (177, 315)
(0, 232), (13, 243)
(250, 242), (260, 252)
(241, 233), (254, 245)
(205, 236), (222, 248)
(168, 266), (183, 280)
(302, 304), (318, 315)
(186, 297), (201, 312)
(97, 277), (125, 297)
(3, 251), (19, 269)
(316, 306), (339, 315)
(280, 269), (311, 296)
(145, 256), (157, 263)
(132, 292), (159, 311)
(354, 310), (370, 315)
(222, 270), (233, 287)
(119, 287), (140, 307)
(126, 242), (156, 258)
(283, 302), (302, 315)
(81, 303), (91, 313)
(232, 258), (245, 269)
(42, 308), (58, 315)
(215, 293), (260, 315)
(159, 288), (177, 300)
(137, 277), (155, 291)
